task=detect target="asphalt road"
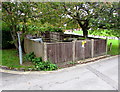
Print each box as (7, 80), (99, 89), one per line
(0, 56), (119, 90)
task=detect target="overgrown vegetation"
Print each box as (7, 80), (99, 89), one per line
(1, 49), (34, 69)
(39, 27), (63, 32)
(2, 22), (15, 49)
(107, 39), (119, 55)
(74, 29), (119, 37)
(0, 50), (2, 65)
(1, 50), (58, 71)
(24, 52), (35, 62)
(34, 60), (58, 71)
(24, 52), (58, 71)
(89, 29), (119, 37)
(2, 2), (119, 49)
(28, 26), (63, 35)
(68, 61), (77, 65)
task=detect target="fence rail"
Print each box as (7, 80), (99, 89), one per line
(24, 38), (107, 64)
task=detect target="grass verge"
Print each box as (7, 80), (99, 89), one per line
(1, 49), (34, 69)
(107, 39), (119, 55)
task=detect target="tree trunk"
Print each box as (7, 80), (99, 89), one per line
(83, 29), (88, 38)
(21, 39), (25, 53)
(10, 30), (18, 49)
(76, 19), (89, 38)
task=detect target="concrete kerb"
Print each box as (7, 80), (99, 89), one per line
(0, 55), (119, 75)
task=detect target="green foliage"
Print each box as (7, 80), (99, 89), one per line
(1, 21), (14, 49)
(32, 57), (42, 64)
(2, 31), (14, 49)
(89, 29), (120, 37)
(2, 2), (39, 48)
(27, 26), (63, 34)
(74, 29), (120, 38)
(69, 61), (77, 65)
(24, 52), (35, 62)
(2, 21), (11, 31)
(107, 39), (119, 55)
(24, 52), (58, 71)
(77, 37), (86, 40)
(2, 2), (119, 39)
(34, 60), (58, 71)
(38, 27), (63, 32)
(1, 49), (34, 68)
(47, 27), (63, 32)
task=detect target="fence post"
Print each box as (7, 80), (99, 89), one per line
(44, 42), (47, 61)
(91, 39), (94, 58)
(106, 37), (108, 55)
(81, 41), (86, 60)
(72, 40), (76, 61)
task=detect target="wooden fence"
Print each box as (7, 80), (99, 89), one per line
(24, 38), (107, 64)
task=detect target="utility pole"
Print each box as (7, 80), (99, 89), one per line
(17, 32), (22, 65)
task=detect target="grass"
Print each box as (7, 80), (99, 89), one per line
(73, 31), (83, 35)
(73, 30), (116, 37)
(0, 50), (2, 65)
(1, 49), (34, 69)
(107, 39), (119, 55)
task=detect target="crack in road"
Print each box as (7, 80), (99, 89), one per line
(86, 65), (118, 90)
(28, 85), (43, 90)
(47, 76), (80, 88)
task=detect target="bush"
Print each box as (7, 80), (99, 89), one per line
(2, 21), (15, 49)
(24, 52), (35, 62)
(24, 52), (58, 71)
(34, 60), (58, 71)
(32, 57), (42, 64)
(2, 31), (15, 49)
(39, 27), (63, 32)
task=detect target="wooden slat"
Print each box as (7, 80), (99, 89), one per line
(94, 39), (106, 57)
(46, 42), (73, 63)
(75, 41), (84, 61)
(85, 41), (92, 59)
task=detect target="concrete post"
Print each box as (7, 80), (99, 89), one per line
(82, 47), (85, 60)
(106, 37), (108, 55)
(72, 41), (76, 62)
(81, 41), (86, 60)
(91, 39), (94, 58)
(44, 42), (47, 61)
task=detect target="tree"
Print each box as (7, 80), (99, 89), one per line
(89, 2), (120, 38)
(2, 2), (119, 48)
(98, 2), (120, 38)
(61, 2), (119, 38)
(2, 2), (38, 49)
(61, 2), (98, 37)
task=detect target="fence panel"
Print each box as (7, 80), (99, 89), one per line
(24, 38), (33, 53)
(75, 41), (84, 61)
(24, 38), (107, 64)
(85, 40), (92, 59)
(94, 39), (106, 57)
(24, 38), (44, 59)
(46, 42), (73, 63)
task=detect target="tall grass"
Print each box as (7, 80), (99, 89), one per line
(1, 49), (34, 68)
(107, 39), (119, 55)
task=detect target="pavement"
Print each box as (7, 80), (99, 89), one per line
(0, 55), (119, 90)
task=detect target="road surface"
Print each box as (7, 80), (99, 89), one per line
(0, 56), (119, 90)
